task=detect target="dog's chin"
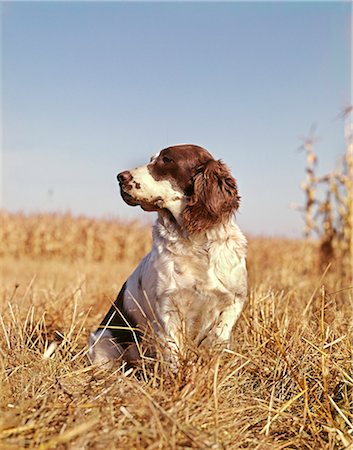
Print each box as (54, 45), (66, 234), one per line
(120, 190), (139, 207)
(120, 190), (160, 212)
(140, 203), (159, 212)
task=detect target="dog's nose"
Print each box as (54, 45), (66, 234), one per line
(117, 171), (132, 183)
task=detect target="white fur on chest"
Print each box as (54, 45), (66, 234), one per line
(155, 218), (246, 289)
(153, 219), (247, 342)
(124, 216), (247, 349)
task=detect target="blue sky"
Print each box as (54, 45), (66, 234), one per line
(2, 1), (351, 236)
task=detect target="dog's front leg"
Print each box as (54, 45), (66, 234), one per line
(155, 319), (183, 372)
(199, 299), (245, 350)
(213, 299), (245, 343)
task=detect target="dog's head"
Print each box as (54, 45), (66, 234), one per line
(117, 144), (240, 233)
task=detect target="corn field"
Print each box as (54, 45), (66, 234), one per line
(0, 211), (151, 263)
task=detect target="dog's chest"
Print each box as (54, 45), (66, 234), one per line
(158, 244), (206, 286)
(150, 244), (237, 341)
(154, 240), (238, 307)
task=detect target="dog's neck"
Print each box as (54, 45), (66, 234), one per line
(154, 210), (185, 241)
(153, 210), (247, 259)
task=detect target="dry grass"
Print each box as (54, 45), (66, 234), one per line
(0, 211), (352, 449)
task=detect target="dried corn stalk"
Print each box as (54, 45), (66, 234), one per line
(298, 113), (353, 275)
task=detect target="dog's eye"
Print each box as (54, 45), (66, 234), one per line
(162, 156), (173, 164)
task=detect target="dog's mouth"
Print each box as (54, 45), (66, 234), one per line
(119, 183), (160, 212)
(119, 187), (140, 207)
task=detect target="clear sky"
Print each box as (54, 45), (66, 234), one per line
(2, 1), (351, 236)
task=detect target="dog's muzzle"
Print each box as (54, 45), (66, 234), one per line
(117, 171), (139, 206)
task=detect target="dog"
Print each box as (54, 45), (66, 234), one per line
(88, 144), (247, 369)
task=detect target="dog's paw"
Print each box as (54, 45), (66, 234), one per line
(88, 330), (124, 368)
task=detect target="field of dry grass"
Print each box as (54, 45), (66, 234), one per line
(0, 211), (352, 449)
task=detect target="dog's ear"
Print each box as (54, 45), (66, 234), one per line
(182, 159), (240, 234)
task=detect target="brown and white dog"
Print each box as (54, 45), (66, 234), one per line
(88, 144), (247, 368)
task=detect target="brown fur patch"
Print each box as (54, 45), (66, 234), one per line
(182, 159), (240, 233)
(100, 282), (140, 347)
(149, 145), (213, 194)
